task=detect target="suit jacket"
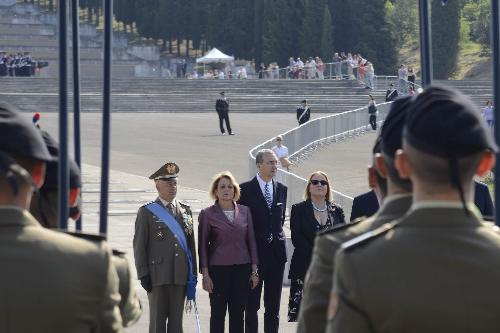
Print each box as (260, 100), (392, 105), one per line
(297, 195), (412, 333)
(289, 199), (345, 280)
(0, 207), (122, 333)
(133, 197), (197, 286)
(474, 180), (494, 218)
(198, 203), (258, 269)
(327, 203), (500, 333)
(350, 189), (379, 221)
(238, 177), (288, 272)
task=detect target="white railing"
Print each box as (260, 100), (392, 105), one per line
(248, 102), (393, 220)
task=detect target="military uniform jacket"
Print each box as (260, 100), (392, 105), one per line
(133, 198), (197, 286)
(0, 207), (122, 333)
(297, 194), (412, 333)
(327, 202), (500, 333)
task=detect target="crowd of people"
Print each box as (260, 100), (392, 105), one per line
(188, 52), (376, 88)
(0, 51), (46, 77)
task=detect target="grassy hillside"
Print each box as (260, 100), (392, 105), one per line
(398, 38), (492, 80)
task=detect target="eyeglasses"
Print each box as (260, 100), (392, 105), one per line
(310, 180), (328, 186)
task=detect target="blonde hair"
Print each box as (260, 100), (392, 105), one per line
(303, 171), (333, 201)
(209, 171), (241, 201)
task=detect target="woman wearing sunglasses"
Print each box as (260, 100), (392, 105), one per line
(287, 171), (345, 322)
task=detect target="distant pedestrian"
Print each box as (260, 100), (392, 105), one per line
(368, 94), (377, 130)
(483, 100), (494, 129)
(297, 100), (311, 125)
(385, 83), (399, 102)
(215, 91), (234, 135)
(398, 64), (407, 94)
(407, 66), (415, 90)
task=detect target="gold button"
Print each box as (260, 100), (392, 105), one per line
(175, 244), (178, 247)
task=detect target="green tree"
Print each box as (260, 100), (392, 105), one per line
(262, 0), (304, 65)
(320, 5), (334, 60)
(386, 0), (418, 48)
(431, 0), (461, 79)
(299, 0), (326, 57)
(462, 0), (491, 48)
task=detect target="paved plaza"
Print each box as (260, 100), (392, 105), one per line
(37, 112), (377, 332)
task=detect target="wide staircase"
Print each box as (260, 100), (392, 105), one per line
(1, 77), (493, 114)
(0, 1), (158, 78)
(0, 77), (389, 113)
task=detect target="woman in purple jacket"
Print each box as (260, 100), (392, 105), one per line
(198, 171), (259, 333)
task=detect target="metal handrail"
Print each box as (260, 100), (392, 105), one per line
(248, 102), (392, 220)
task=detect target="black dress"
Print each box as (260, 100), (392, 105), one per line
(287, 199), (345, 321)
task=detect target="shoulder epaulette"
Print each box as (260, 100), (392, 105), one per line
(142, 201), (155, 207)
(318, 217), (365, 236)
(65, 231), (106, 242)
(341, 220), (400, 251)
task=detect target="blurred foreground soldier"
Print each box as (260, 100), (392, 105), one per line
(133, 162), (197, 333)
(296, 99), (310, 125)
(0, 102), (122, 332)
(297, 96), (413, 333)
(28, 129), (142, 327)
(327, 86), (500, 332)
(215, 91), (234, 135)
(29, 130), (82, 228)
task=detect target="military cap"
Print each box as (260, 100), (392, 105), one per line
(380, 96), (414, 157)
(149, 162), (179, 180)
(220, 91), (225, 95)
(301, 99), (307, 104)
(404, 85), (498, 157)
(0, 102), (51, 162)
(40, 130), (81, 191)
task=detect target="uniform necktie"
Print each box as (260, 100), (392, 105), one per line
(167, 203), (174, 216)
(264, 182), (273, 209)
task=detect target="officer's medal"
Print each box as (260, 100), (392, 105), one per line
(183, 211), (194, 235)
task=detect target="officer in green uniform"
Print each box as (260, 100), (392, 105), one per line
(327, 86), (500, 332)
(297, 96), (414, 333)
(133, 162), (197, 333)
(0, 102), (122, 332)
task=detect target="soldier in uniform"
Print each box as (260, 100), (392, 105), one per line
(297, 96), (414, 333)
(133, 162), (197, 333)
(215, 91), (234, 135)
(0, 102), (122, 332)
(296, 99), (311, 125)
(327, 86), (500, 332)
(28, 129), (142, 327)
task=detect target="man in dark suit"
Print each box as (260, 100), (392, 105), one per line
(350, 190), (379, 221)
(238, 149), (288, 333)
(474, 180), (494, 218)
(349, 141), (388, 221)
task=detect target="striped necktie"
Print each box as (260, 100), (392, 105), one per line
(264, 182), (273, 209)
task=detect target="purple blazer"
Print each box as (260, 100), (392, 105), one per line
(198, 202), (259, 270)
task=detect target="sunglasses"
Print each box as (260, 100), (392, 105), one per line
(310, 180), (328, 186)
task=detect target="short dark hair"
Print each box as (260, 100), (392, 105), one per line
(383, 154), (412, 192)
(404, 141), (483, 188)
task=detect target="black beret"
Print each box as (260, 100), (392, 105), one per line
(404, 85), (498, 158)
(380, 96), (414, 157)
(0, 101), (51, 161)
(41, 131), (81, 191)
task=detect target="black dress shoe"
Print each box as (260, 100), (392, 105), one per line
(229, 132), (236, 135)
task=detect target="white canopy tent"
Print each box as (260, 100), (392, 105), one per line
(196, 48), (234, 64)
